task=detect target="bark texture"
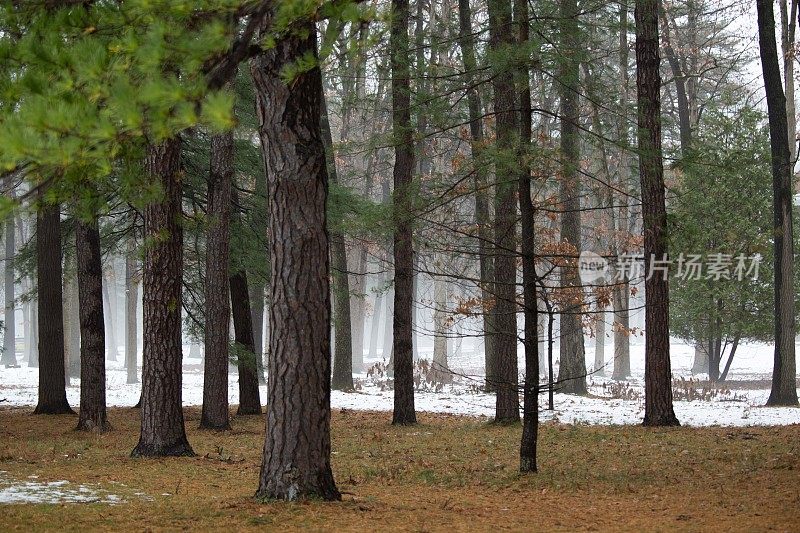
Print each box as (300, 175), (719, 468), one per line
(200, 131), (234, 431)
(636, 0), (680, 426)
(251, 18), (340, 500)
(229, 269), (262, 415)
(75, 218), (110, 431)
(487, 0), (520, 422)
(390, 0), (417, 426)
(34, 204), (73, 415)
(131, 138), (195, 456)
(757, 0), (799, 406)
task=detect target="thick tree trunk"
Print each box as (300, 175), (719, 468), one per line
(2, 217), (15, 367)
(557, 0), (587, 396)
(321, 89), (354, 392)
(251, 18), (340, 501)
(75, 218), (110, 431)
(125, 243), (139, 385)
(636, 0), (680, 426)
(389, 0), (417, 426)
(757, 0), (799, 406)
(457, 0), (496, 391)
(517, 0), (539, 472)
(200, 131), (234, 431)
(131, 138), (194, 457)
(33, 204), (73, 415)
(780, 0), (797, 165)
(487, 0), (520, 422)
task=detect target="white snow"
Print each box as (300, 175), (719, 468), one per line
(1, 338), (798, 427)
(0, 472), (126, 505)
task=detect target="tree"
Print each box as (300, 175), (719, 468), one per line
(251, 17), (340, 500)
(390, 0), (417, 426)
(756, 0), (799, 406)
(322, 89), (355, 392)
(487, 0), (520, 422)
(636, 0), (680, 427)
(75, 216), (110, 431)
(200, 130), (234, 431)
(131, 138), (194, 457)
(2, 213), (15, 368)
(125, 236), (139, 385)
(556, 0), (587, 396)
(33, 202), (73, 415)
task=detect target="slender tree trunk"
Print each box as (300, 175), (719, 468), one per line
(229, 269), (262, 415)
(103, 275), (116, 361)
(431, 271), (451, 383)
(781, 0), (798, 165)
(2, 217), (15, 367)
(33, 203), (72, 414)
(321, 89), (354, 391)
(457, 0), (496, 391)
(131, 138), (194, 457)
(65, 266), (80, 379)
(612, 0), (632, 381)
(75, 217), (110, 431)
(368, 266), (385, 360)
(200, 131), (234, 431)
(487, 0), (521, 422)
(389, 0), (417, 426)
(251, 17), (340, 501)
(636, 0), (680, 426)
(594, 307), (605, 376)
(125, 240), (139, 384)
(557, 0), (587, 395)
(758, 0), (799, 406)
(517, 0), (539, 471)
(28, 294), (38, 367)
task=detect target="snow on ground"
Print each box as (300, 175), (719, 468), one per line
(1, 338), (799, 427)
(0, 472), (133, 505)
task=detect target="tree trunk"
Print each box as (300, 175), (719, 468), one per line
(594, 307), (605, 376)
(33, 204), (73, 414)
(457, 0), (496, 392)
(517, 0), (539, 472)
(431, 271), (451, 384)
(368, 266), (385, 360)
(780, 0), (797, 165)
(102, 274), (116, 361)
(125, 240), (139, 385)
(557, 0), (587, 396)
(2, 217), (15, 367)
(200, 131), (234, 431)
(691, 342), (708, 374)
(28, 295), (38, 367)
(636, 0), (680, 426)
(487, 0), (521, 422)
(389, 0), (417, 426)
(64, 265), (80, 379)
(251, 17), (340, 501)
(321, 88), (354, 392)
(229, 270), (262, 415)
(75, 217), (110, 431)
(758, 0), (799, 406)
(612, 0), (632, 381)
(131, 138), (194, 457)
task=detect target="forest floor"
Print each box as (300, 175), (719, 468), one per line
(0, 407), (797, 531)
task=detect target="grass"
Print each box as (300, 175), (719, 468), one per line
(0, 406), (798, 531)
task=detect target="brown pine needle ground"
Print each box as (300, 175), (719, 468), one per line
(0, 406), (798, 531)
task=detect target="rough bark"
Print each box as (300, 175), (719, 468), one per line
(33, 203), (73, 415)
(557, 0), (588, 396)
(757, 0), (799, 406)
(251, 17), (340, 500)
(131, 138), (194, 457)
(389, 0), (417, 426)
(636, 0), (680, 426)
(487, 0), (521, 422)
(200, 131), (234, 431)
(75, 217), (110, 432)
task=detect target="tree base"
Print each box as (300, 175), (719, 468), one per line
(75, 419), (112, 432)
(519, 457), (538, 473)
(766, 394), (799, 407)
(256, 477), (341, 502)
(642, 414), (681, 427)
(236, 405), (262, 416)
(198, 419), (232, 431)
(130, 440), (195, 458)
(33, 402), (75, 415)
